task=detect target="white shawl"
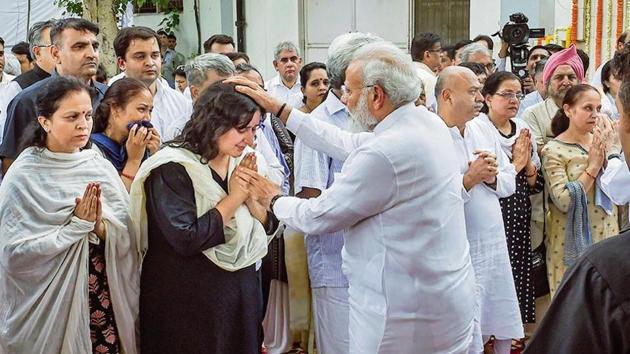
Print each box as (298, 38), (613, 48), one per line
(0, 147), (140, 354)
(130, 146), (274, 272)
(478, 113), (541, 169)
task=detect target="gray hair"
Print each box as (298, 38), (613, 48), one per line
(274, 41), (300, 60)
(28, 20), (55, 59)
(460, 42), (491, 63)
(184, 53), (235, 87)
(326, 32), (383, 89)
(352, 41), (420, 108)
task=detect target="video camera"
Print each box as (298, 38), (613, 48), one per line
(500, 13), (545, 80)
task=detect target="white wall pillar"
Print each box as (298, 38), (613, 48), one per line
(243, 0), (300, 80)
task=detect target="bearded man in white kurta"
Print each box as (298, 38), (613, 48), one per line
(436, 66), (523, 354)
(234, 42), (480, 354)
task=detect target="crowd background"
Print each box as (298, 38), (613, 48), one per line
(0, 4), (630, 354)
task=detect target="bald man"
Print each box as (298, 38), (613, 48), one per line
(436, 66), (524, 354)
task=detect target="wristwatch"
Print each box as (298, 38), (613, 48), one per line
(269, 194), (283, 212)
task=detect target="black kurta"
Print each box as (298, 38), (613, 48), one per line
(140, 162), (276, 354)
(525, 230), (630, 353)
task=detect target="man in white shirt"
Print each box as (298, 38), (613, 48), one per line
(436, 66), (522, 354)
(110, 26), (192, 140)
(293, 32), (382, 354)
(410, 32), (440, 108)
(265, 41), (303, 108)
(236, 41), (479, 354)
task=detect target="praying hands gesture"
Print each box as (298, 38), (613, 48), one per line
(587, 126), (607, 175)
(239, 153), (268, 224)
(74, 182), (106, 240)
(463, 150), (498, 191)
(512, 129), (536, 176)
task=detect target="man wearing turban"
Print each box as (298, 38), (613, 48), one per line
(519, 44), (584, 335)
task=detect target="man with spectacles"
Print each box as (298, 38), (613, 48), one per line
(0, 20), (56, 151)
(265, 41), (303, 108)
(411, 32), (441, 109)
(231, 41), (480, 354)
(460, 42), (495, 76)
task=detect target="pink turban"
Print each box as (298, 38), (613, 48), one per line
(542, 45), (585, 85)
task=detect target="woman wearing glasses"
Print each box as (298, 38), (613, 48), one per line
(479, 71), (544, 347)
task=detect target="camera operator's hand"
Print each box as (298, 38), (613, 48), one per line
(498, 38), (509, 59)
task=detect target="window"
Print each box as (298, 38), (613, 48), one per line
(414, 0), (470, 45)
(134, 0), (183, 14)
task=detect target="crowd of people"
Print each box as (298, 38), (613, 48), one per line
(0, 16), (629, 354)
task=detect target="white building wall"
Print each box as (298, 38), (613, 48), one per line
(243, 0), (300, 81)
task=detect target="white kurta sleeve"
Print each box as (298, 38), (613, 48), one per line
(273, 146), (395, 235)
(600, 156), (630, 204)
(488, 137), (517, 198)
(286, 109), (372, 162)
(3, 216), (94, 271)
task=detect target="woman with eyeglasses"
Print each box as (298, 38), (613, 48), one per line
(479, 71), (544, 348)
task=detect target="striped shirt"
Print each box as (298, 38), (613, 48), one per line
(294, 92), (348, 288)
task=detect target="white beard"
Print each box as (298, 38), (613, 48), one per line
(348, 91), (379, 131)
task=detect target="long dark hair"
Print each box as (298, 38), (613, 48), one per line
(551, 84), (600, 136)
(480, 71), (521, 114)
(169, 82), (261, 163)
(93, 78), (150, 133)
(20, 76), (91, 151)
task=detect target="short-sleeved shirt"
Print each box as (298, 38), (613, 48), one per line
(0, 72), (107, 160)
(265, 74), (303, 109)
(294, 92), (348, 288)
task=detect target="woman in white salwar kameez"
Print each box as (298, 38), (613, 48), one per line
(439, 67), (523, 354)
(0, 77), (139, 354)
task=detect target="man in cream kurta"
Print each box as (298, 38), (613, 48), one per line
(242, 42), (479, 354)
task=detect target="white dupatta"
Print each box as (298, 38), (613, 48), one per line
(478, 113), (541, 169)
(130, 146), (274, 272)
(0, 147), (140, 354)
